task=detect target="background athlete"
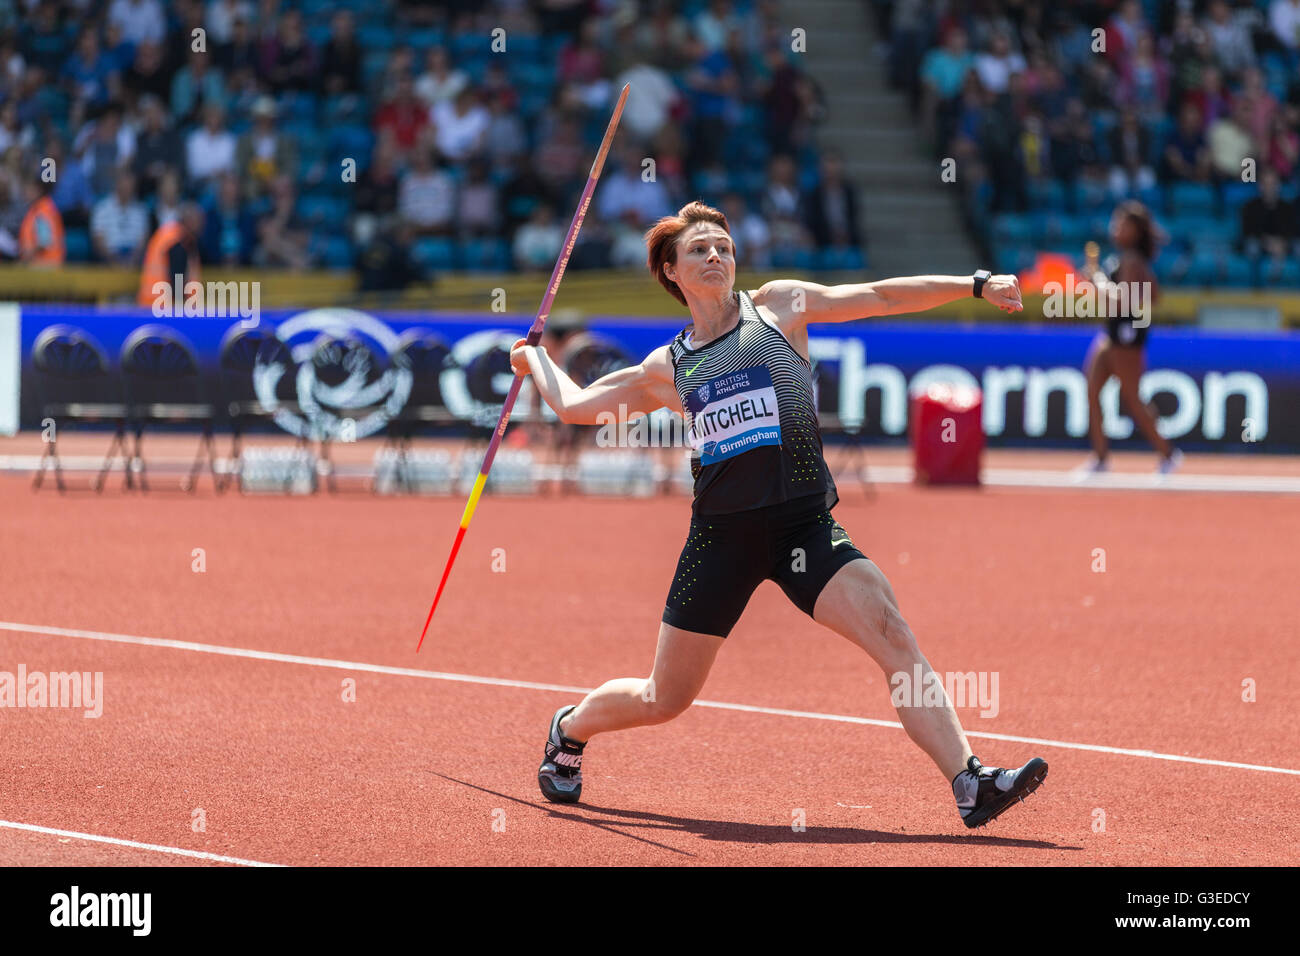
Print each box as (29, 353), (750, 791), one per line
(510, 201), (1048, 830)
(1079, 201), (1182, 476)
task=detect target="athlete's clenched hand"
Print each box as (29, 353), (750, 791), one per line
(982, 275), (1023, 312)
(510, 338), (541, 377)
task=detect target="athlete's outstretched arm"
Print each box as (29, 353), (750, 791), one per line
(753, 275), (1023, 330)
(509, 340), (682, 425)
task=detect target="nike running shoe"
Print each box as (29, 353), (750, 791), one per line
(538, 705), (585, 804)
(953, 755), (1048, 829)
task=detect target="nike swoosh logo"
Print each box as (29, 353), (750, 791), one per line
(832, 539), (851, 548)
(684, 359), (705, 377)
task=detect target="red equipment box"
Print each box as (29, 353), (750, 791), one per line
(910, 383), (984, 485)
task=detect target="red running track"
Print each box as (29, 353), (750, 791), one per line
(0, 472), (1297, 865)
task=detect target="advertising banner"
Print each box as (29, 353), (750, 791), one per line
(12, 304), (1300, 451)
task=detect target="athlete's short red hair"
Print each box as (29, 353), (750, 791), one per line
(644, 201), (732, 307)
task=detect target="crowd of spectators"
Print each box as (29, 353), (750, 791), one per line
(3, 0), (863, 288)
(879, 0), (1300, 284)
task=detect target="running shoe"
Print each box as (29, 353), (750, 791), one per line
(1157, 448), (1183, 475)
(1072, 454), (1109, 482)
(953, 755), (1049, 829)
(538, 705), (585, 804)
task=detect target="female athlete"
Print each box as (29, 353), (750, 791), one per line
(1080, 201), (1182, 475)
(510, 201), (1048, 829)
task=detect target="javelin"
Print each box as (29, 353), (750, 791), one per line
(416, 83), (630, 651)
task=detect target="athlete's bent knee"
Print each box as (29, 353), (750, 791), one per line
(859, 593), (923, 672)
(879, 605), (921, 657)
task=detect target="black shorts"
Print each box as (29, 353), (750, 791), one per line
(662, 493), (869, 638)
(1105, 317), (1148, 349)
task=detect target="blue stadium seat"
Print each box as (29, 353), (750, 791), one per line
(459, 238), (511, 272)
(732, 168), (768, 196)
(992, 213), (1036, 243)
(297, 152), (335, 186)
(452, 33), (486, 58)
(298, 195), (348, 225)
(1261, 53), (1292, 99)
(283, 126), (324, 158)
(1223, 253), (1254, 288)
(1146, 115), (1174, 156)
(815, 247), (866, 271)
(1135, 183), (1164, 212)
(310, 233), (354, 270)
(1221, 181), (1257, 213)
(1152, 247), (1188, 283)
(358, 24), (396, 50)
(460, 57), (490, 84)
(506, 34), (543, 58)
(1091, 112), (1119, 156)
(1188, 247), (1225, 282)
(406, 29), (445, 51)
(1177, 215), (1237, 249)
(741, 136), (770, 167)
(691, 168), (730, 196)
(324, 93), (368, 123)
(307, 23), (332, 47)
(279, 91), (320, 117)
(1085, 212), (1111, 238)
(362, 50), (391, 89)
(411, 237), (457, 272)
(519, 89), (552, 117)
(329, 124), (375, 161)
(1077, 179), (1111, 212)
(770, 247), (816, 270)
(1028, 179), (1065, 211)
(64, 227), (91, 262)
(1168, 181), (1216, 215)
(301, 0), (337, 17)
(543, 34), (569, 60)
(1010, 245), (1038, 273)
(508, 61), (555, 90)
(1275, 259), (1300, 288)
(1043, 211), (1089, 244)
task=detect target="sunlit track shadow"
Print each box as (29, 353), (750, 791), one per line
(425, 772), (695, 857)
(429, 773), (1073, 852)
(567, 802), (1078, 850)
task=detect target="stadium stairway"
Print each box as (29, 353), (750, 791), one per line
(779, 0), (981, 277)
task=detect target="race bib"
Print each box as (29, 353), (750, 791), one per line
(684, 366), (782, 465)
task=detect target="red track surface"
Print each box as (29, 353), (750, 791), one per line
(1, 463), (1297, 866)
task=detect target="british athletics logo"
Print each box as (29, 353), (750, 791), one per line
(684, 366), (782, 465)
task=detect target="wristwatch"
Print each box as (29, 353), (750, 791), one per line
(972, 269), (992, 298)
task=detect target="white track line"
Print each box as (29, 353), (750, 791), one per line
(8, 456), (1300, 494)
(857, 464), (1300, 494)
(3, 620), (1298, 777)
(0, 819), (282, 867)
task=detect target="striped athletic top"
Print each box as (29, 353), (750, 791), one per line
(668, 289), (837, 516)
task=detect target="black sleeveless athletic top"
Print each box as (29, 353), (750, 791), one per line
(1103, 253), (1151, 348)
(668, 289), (837, 516)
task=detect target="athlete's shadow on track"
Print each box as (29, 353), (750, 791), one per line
(430, 772), (1077, 855)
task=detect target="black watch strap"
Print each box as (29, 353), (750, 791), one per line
(973, 269), (992, 298)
